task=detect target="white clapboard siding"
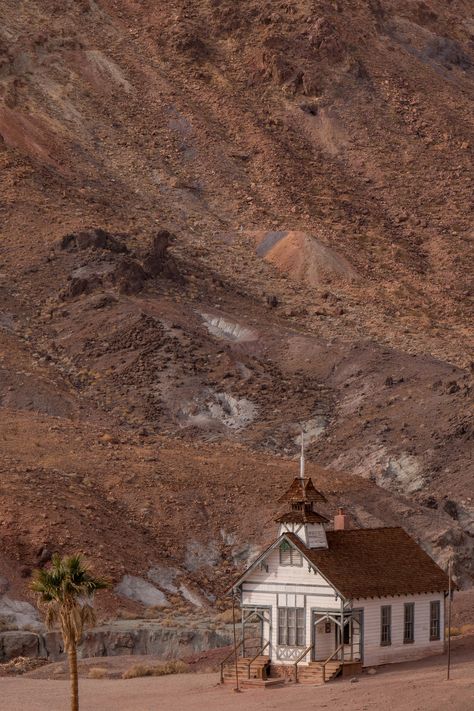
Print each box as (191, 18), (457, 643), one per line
(241, 546), (341, 664)
(242, 547), (339, 591)
(355, 592), (445, 667)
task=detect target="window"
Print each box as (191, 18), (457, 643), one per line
(279, 541), (303, 567)
(278, 607), (305, 646)
(381, 605), (391, 646)
(404, 603), (415, 643)
(430, 601), (441, 641)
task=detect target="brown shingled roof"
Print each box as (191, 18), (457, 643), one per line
(278, 477), (327, 504)
(285, 528), (451, 599)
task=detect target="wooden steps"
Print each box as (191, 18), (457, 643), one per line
(222, 656), (270, 683)
(240, 678), (285, 690)
(222, 657), (343, 687)
(295, 661), (342, 684)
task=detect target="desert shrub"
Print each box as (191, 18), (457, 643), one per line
(122, 664), (153, 679)
(158, 660), (189, 676)
(144, 605), (168, 619)
(117, 609), (142, 621)
(160, 617), (175, 628)
(0, 616), (22, 632)
(215, 609), (235, 624)
(122, 660), (189, 680)
(88, 667), (108, 679)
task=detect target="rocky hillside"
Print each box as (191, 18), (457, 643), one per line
(0, 0), (472, 620)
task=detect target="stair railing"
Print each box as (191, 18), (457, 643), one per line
(294, 643), (314, 683)
(246, 640), (270, 679)
(220, 638), (244, 684)
(219, 637), (262, 684)
(319, 643), (344, 683)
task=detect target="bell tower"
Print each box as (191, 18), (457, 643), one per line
(276, 434), (329, 549)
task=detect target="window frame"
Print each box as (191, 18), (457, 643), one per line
(277, 607), (305, 647)
(380, 605), (392, 646)
(279, 541), (303, 567)
(403, 602), (415, 644)
(430, 600), (441, 641)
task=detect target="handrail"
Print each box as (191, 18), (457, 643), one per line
(247, 640), (270, 679)
(220, 638), (244, 684)
(319, 643), (344, 683)
(294, 644), (314, 683)
(219, 637), (263, 683)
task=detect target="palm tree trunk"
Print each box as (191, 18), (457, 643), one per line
(68, 644), (79, 711)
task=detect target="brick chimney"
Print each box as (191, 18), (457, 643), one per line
(334, 507), (350, 531)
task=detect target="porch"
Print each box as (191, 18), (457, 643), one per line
(220, 605), (363, 685)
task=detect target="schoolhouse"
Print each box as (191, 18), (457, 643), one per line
(223, 454), (451, 685)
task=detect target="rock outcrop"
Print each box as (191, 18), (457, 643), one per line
(0, 622), (233, 663)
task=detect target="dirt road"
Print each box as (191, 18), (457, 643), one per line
(2, 640), (474, 711)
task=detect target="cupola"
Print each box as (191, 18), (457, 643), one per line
(275, 435), (328, 549)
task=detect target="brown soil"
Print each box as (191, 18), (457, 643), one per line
(0, 0), (472, 613)
(2, 636), (474, 710)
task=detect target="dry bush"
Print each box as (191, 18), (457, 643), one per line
(122, 660), (189, 680)
(160, 617), (175, 628)
(215, 609), (235, 624)
(448, 626), (462, 637)
(174, 604), (190, 614)
(117, 609), (142, 621)
(144, 605), (168, 619)
(0, 618), (19, 632)
(88, 667), (108, 679)
(122, 664), (153, 679)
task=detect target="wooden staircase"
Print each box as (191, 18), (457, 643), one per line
(222, 656), (270, 683)
(295, 661), (342, 684)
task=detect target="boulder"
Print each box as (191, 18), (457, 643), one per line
(143, 230), (180, 279)
(110, 257), (148, 295)
(147, 566), (179, 593)
(58, 228), (128, 254)
(0, 595), (42, 630)
(0, 631), (41, 662)
(115, 576), (169, 607)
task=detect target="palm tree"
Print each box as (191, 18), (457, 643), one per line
(31, 554), (109, 711)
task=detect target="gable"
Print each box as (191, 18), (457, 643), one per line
(230, 534), (342, 596)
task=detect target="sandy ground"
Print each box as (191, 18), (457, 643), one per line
(2, 638), (474, 711)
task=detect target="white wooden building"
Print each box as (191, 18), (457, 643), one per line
(226, 466), (451, 684)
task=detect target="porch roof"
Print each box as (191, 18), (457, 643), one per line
(285, 528), (451, 599)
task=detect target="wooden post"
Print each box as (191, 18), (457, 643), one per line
(340, 599), (345, 673)
(447, 558), (452, 681)
(232, 594), (241, 692)
(350, 613), (354, 662)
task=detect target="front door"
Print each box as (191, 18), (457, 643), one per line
(311, 611), (339, 662)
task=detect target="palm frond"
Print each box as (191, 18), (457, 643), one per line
(30, 553), (110, 641)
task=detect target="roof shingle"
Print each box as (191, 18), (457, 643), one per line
(277, 477), (327, 504)
(285, 528), (450, 599)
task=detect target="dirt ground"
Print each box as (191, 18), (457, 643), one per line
(2, 637), (474, 711)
